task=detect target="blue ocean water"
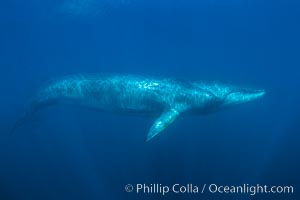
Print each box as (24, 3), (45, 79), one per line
(0, 0), (299, 199)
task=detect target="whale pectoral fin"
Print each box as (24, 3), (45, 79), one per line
(146, 109), (180, 142)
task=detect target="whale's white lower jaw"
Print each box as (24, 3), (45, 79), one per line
(251, 90), (266, 99)
(224, 89), (266, 105)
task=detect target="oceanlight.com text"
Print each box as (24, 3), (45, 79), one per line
(124, 183), (294, 196)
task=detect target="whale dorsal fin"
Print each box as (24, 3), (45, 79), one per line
(146, 109), (180, 142)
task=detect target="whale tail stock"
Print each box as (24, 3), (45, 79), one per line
(9, 111), (31, 136)
(9, 97), (57, 135)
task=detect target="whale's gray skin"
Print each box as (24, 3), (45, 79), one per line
(10, 74), (265, 141)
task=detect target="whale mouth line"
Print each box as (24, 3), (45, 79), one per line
(224, 89), (265, 105)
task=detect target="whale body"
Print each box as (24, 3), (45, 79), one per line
(11, 74), (265, 141)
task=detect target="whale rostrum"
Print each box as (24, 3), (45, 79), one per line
(10, 74), (265, 141)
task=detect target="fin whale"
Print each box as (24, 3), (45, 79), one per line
(10, 74), (265, 141)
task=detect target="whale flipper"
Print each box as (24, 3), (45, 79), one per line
(146, 109), (180, 142)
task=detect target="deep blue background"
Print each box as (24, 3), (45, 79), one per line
(0, 0), (299, 199)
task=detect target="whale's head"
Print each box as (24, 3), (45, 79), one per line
(193, 82), (265, 109)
